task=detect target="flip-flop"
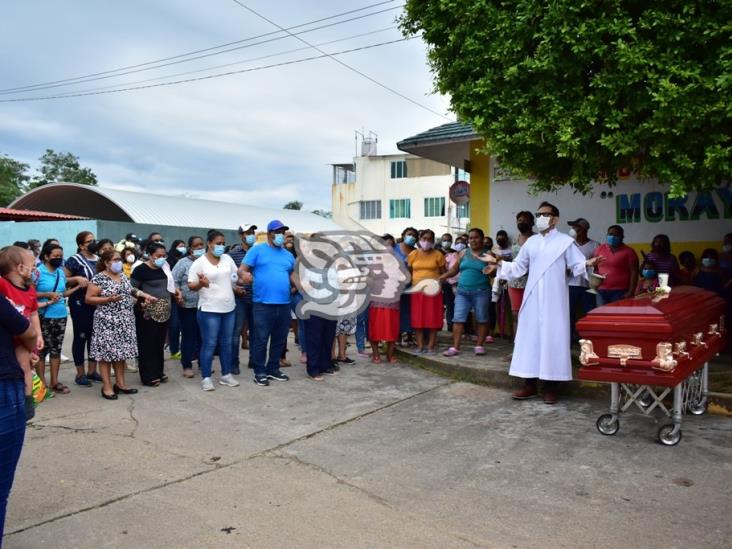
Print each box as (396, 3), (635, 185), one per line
(388, 356), (398, 364)
(52, 383), (70, 394)
(371, 355), (382, 364)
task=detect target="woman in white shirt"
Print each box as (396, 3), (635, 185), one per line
(187, 231), (240, 391)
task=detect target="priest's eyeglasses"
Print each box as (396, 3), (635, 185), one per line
(535, 212), (554, 218)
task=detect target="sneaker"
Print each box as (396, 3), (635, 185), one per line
(267, 371), (290, 382)
(60, 353), (71, 363)
(182, 369), (195, 378)
(201, 377), (215, 391)
(87, 372), (103, 383)
(75, 375), (92, 387)
(330, 363), (341, 372)
(253, 376), (270, 387)
(337, 357), (355, 364)
(126, 362), (138, 373)
(219, 374), (240, 387)
(321, 368), (338, 376)
(170, 352), (182, 360)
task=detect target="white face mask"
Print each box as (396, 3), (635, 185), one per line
(536, 216), (552, 232)
(126, 255), (135, 264)
(568, 228), (577, 239)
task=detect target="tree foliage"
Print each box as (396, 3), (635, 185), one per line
(283, 200), (303, 210)
(0, 155), (30, 207)
(401, 1), (731, 195)
(29, 149), (97, 188)
(311, 209), (333, 219)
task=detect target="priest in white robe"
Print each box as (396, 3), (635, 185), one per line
(482, 201), (603, 404)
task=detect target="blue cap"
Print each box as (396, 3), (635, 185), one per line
(267, 219), (289, 232)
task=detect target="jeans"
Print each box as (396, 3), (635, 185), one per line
(569, 285), (597, 340)
(251, 303), (290, 378)
(168, 302), (181, 355)
(597, 289), (627, 306)
(69, 298), (95, 367)
(197, 310), (235, 379)
(231, 298), (253, 369)
(178, 306), (201, 369)
(0, 380), (26, 541)
(355, 307), (369, 352)
(453, 287), (491, 324)
(291, 293), (306, 354)
(305, 316), (337, 377)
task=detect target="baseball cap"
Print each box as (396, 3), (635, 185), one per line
(267, 220), (289, 232)
(238, 223), (257, 233)
(567, 218), (590, 230)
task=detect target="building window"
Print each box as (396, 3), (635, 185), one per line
(359, 200), (381, 220)
(390, 160), (407, 179)
(389, 199), (411, 219)
(456, 202), (470, 218)
(424, 197), (446, 217)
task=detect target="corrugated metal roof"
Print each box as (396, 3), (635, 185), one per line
(0, 207), (88, 221)
(397, 121), (478, 149)
(9, 183), (340, 233)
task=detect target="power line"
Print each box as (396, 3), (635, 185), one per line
(0, 0), (401, 95)
(61, 27), (399, 96)
(229, 0), (449, 119)
(0, 37), (419, 103)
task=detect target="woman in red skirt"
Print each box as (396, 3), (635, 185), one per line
(368, 301), (399, 363)
(407, 229), (446, 353)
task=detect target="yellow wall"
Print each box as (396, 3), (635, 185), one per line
(468, 140), (490, 230)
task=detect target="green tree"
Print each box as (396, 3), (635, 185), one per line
(311, 209), (333, 219)
(30, 149), (97, 188)
(401, 1), (731, 195)
(0, 155), (30, 206)
(283, 200), (303, 210)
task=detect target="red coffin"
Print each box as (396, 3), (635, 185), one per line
(576, 286), (726, 387)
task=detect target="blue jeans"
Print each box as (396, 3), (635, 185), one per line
(178, 306), (200, 369)
(168, 301), (181, 355)
(291, 293), (306, 354)
(355, 307), (369, 352)
(305, 316), (337, 377)
(0, 380), (26, 541)
(197, 310), (235, 379)
(597, 289), (627, 306)
(569, 285), (597, 340)
(251, 303), (290, 378)
(453, 287), (491, 324)
(231, 298), (253, 369)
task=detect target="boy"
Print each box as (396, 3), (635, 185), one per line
(0, 246), (44, 397)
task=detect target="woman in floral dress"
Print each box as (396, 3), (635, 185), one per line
(86, 250), (154, 400)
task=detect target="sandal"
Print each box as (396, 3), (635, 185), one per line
(159, 375), (169, 383)
(143, 379), (161, 387)
(388, 356), (398, 364)
(443, 347), (460, 357)
(474, 346), (486, 356)
(371, 355), (382, 364)
(52, 383), (70, 394)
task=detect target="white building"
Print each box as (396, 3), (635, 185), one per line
(331, 143), (470, 237)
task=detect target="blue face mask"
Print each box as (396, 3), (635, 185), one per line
(176, 246), (187, 255)
(245, 234), (256, 246)
(192, 248), (204, 257)
(404, 235), (416, 247)
(153, 257), (167, 268)
(212, 244), (225, 257)
(273, 234), (285, 247)
(701, 258), (716, 268)
(642, 269), (656, 279)
(606, 235), (620, 247)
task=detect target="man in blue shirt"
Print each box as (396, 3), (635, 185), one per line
(227, 223), (257, 374)
(240, 220), (295, 386)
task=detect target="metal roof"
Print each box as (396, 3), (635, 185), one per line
(0, 207), (88, 221)
(9, 183), (340, 233)
(397, 121), (478, 149)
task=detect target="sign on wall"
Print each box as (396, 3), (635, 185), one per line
(449, 180), (470, 205)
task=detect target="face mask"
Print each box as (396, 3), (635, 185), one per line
(245, 234), (256, 246)
(273, 234), (285, 247)
(192, 248), (205, 258)
(176, 246), (187, 255)
(153, 257), (167, 268)
(606, 235), (620, 247)
(86, 240), (96, 249)
(126, 255), (135, 264)
(453, 243), (466, 252)
(419, 240), (433, 251)
(403, 235), (416, 247)
(497, 239), (508, 248)
(110, 260), (123, 274)
(568, 228), (577, 239)
(442, 240), (452, 249)
(702, 258), (717, 268)
(212, 244), (225, 257)
(49, 258), (64, 269)
(517, 222), (531, 233)
(723, 244), (732, 253)
(536, 216), (552, 232)
(154, 239), (164, 245)
(642, 269), (656, 279)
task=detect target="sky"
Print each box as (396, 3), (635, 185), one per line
(0, 0), (452, 212)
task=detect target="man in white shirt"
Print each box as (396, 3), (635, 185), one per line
(567, 218), (599, 343)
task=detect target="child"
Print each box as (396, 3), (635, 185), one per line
(0, 246), (44, 399)
(635, 259), (660, 295)
(678, 251), (698, 285)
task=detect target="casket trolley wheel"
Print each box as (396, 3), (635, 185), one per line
(596, 414), (619, 436)
(657, 423), (682, 446)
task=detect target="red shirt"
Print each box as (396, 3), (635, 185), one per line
(0, 277), (38, 319)
(593, 243), (639, 291)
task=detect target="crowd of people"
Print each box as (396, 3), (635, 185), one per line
(1, 212), (731, 539)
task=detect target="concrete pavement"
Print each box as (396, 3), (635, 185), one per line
(4, 346), (732, 548)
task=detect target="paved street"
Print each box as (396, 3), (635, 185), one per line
(4, 351), (732, 549)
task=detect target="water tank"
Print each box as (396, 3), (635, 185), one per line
(361, 137), (378, 156)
